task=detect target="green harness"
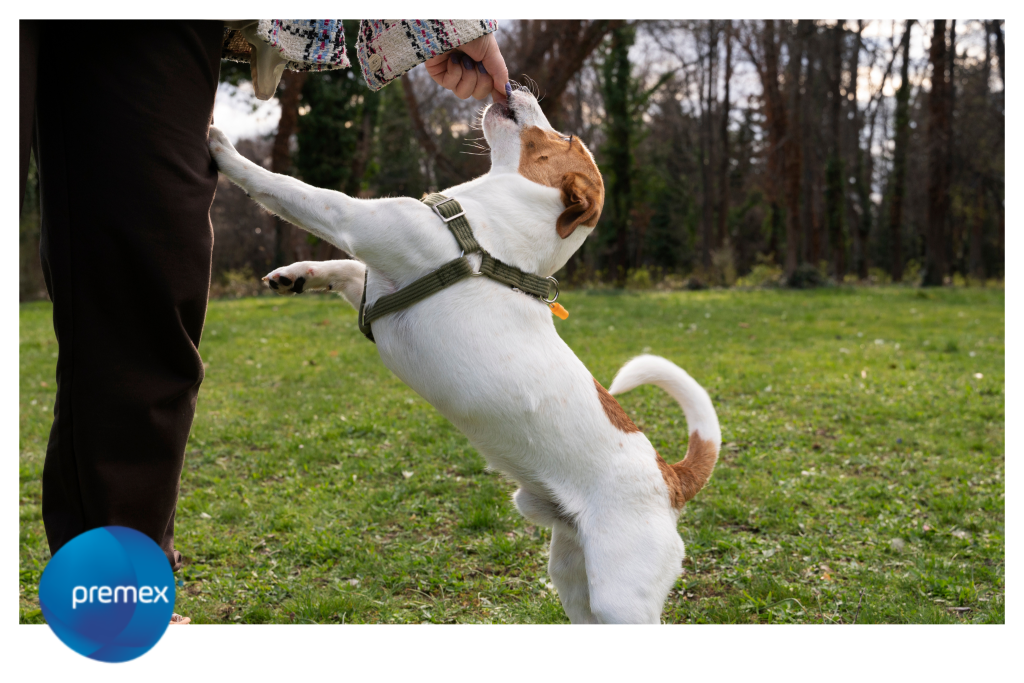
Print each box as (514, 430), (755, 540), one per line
(357, 193), (559, 343)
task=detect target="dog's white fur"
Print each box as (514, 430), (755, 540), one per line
(209, 90), (720, 624)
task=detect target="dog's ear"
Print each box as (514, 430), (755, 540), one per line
(557, 172), (602, 239)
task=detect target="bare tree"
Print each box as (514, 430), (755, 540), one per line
(505, 20), (623, 128)
(924, 20), (952, 286)
(825, 21), (846, 279)
(700, 22), (718, 269)
(887, 22), (914, 282)
(270, 71), (309, 266)
(782, 21), (812, 276)
(716, 21), (734, 251)
(741, 20), (789, 269)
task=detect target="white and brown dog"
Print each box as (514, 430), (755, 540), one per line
(208, 89), (720, 624)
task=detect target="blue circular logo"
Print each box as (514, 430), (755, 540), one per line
(39, 526), (175, 662)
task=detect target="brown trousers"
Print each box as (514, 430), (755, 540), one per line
(20, 20), (224, 569)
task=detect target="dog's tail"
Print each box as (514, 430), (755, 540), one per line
(608, 355), (720, 508)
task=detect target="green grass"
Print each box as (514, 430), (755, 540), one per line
(19, 286), (1004, 623)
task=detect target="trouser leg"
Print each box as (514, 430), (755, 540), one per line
(36, 20), (224, 570)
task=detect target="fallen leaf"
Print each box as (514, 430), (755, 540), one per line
(200, 512), (212, 520)
(739, 323), (750, 328)
(402, 470), (414, 479)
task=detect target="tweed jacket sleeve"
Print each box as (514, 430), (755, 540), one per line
(356, 20), (499, 91)
(222, 20), (350, 72)
(222, 20), (498, 99)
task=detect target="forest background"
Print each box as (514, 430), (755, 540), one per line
(19, 19), (1006, 299)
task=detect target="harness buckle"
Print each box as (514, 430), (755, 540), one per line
(431, 196), (466, 223)
(542, 277), (560, 304)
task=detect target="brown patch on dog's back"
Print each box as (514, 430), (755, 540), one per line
(594, 378), (640, 433)
(656, 433), (719, 509)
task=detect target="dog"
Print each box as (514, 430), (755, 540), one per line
(208, 88), (720, 624)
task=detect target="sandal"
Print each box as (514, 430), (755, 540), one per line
(169, 613), (192, 625)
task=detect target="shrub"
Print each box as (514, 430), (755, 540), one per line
(736, 263), (783, 288)
(210, 267), (267, 299)
(625, 266), (653, 290)
(710, 245), (738, 287)
(786, 263), (826, 289)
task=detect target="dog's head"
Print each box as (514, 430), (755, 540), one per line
(482, 89), (604, 240)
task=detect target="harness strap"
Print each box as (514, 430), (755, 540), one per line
(358, 194), (552, 343)
(479, 253), (551, 298)
(361, 256), (474, 331)
(422, 193), (481, 253)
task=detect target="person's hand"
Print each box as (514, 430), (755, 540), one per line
(424, 33), (510, 103)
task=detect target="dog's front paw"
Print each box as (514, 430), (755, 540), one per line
(208, 126), (233, 154)
(208, 126), (242, 172)
(263, 263), (316, 295)
(262, 266), (305, 294)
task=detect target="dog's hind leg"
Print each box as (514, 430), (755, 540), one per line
(265, 260), (366, 309)
(513, 488), (596, 623)
(549, 522), (598, 624)
(578, 508), (684, 624)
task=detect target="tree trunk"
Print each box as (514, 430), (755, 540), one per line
(993, 20), (1005, 88)
(888, 23), (913, 282)
(798, 35), (815, 266)
(970, 181), (985, 283)
(717, 21), (733, 251)
(850, 21), (871, 281)
(970, 22), (994, 284)
(700, 23), (718, 270)
(947, 20), (960, 275)
(825, 21), (846, 280)
(783, 21), (810, 277)
(744, 20), (787, 266)
(924, 20), (951, 286)
(400, 74), (462, 182)
(602, 25), (635, 284)
(271, 70), (309, 267)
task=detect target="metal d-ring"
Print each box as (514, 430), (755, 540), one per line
(543, 276), (560, 304)
(459, 250), (484, 277)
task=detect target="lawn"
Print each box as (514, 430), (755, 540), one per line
(19, 286), (1004, 624)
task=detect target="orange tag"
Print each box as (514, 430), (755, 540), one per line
(549, 302), (569, 320)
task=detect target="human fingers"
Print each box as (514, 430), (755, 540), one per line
(424, 53), (450, 86)
(441, 53), (464, 92)
(452, 54), (479, 99)
(462, 33), (508, 103)
(471, 66), (494, 100)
